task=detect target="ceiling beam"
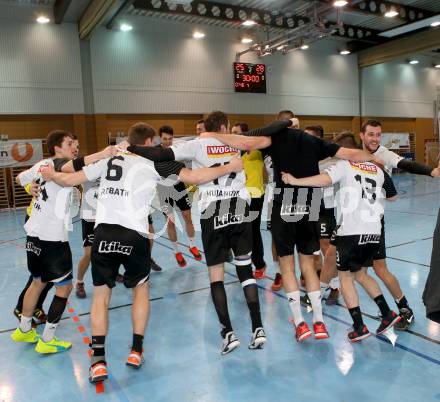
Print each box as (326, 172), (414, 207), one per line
(53, 0), (73, 24)
(358, 27), (440, 67)
(79, 0), (117, 39)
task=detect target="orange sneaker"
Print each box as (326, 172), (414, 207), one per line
(271, 273), (283, 291)
(189, 246), (202, 261)
(295, 321), (312, 342)
(89, 362), (108, 383)
(126, 350), (143, 369)
(254, 267), (266, 279)
(313, 321), (330, 340)
(175, 252), (187, 268)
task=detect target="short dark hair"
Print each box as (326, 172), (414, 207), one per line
(277, 110), (295, 120)
(233, 122), (249, 133)
(361, 119), (382, 134)
(304, 125), (324, 138)
(196, 119), (205, 125)
(335, 131), (359, 149)
(204, 111), (229, 132)
(46, 130), (73, 156)
(71, 133), (78, 140)
(159, 125), (174, 136)
(128, 122), (155, 145)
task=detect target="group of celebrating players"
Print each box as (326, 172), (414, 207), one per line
(10, 110), (440, 384)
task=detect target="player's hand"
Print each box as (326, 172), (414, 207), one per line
(102, 145), (117, 158)
(29, 181), (40, 198)
(431, 167), (440, 178)
(281, 171), (296, 185)
(227, 155), (243, 173)
(117, 140), (130, 151)
(40, 165), (55, 181)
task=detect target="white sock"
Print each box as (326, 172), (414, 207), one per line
(42, 322), (59, 343)
(308, 290), (324, 323)
(76, 279), (84, 285)
(286, 291), (304, 326)
(188, 237), (195, 248)
(172, 242), (179, 253)
(329, 277), (340, 290)
(275, 261), (281, 274)
(19, 316), (33, 333)
(320, 282), (330, 299)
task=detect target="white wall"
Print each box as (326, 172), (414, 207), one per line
(90, 17), (360, 116)
(0, 20), (84, 114)
(361, 56), (440, 118)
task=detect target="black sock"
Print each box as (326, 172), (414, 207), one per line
(36, 282), (54, 310)
(132, 334), (144, 353)
(91, 335), (106, 366)
(348, 306), (364, 330)
(374, 295), (391, 317)
(210, 281), (233, 337)
(396, 295), (410, 310)
(16, 276), (33, 311)
(236, 265), (263, 332)
(47, 295), (68, 323)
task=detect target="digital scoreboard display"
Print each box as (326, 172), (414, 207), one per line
(233, 62), (266, 93)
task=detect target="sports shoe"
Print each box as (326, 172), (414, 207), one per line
(300, 295), (311, 306)
(150, 259), (162, 272)
(175, 252), (187, 268)
(126, 350), (143, 369)
(248, 327), (266, 349)
(89, 362), (108, 383)
(254, 267), (266, 279)
(189, 246), (202, 261)
(348, 325), (370, 342)
(394, 308), (414, 331)
(325, 289), (340, 306)
(313, 321), (330, 340)
(221, 331), (240, 355)
(75, 282), (86, 299)
(376, 310), (401, 335)
(271, 273), (283, 291)
(11, 327), (39, 343)
(116, 274), (124, 283)
(295, 321), (312, 342)
(33, 308), (47, 324)
(226, 249), (234, 263)
(35, 337), (72, 354)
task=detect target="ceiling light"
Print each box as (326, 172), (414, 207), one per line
(193, 31), (205, 39)
(333, 1), (348, 7)
(300, 44), (309, 50)
(431, 21), (440, 27)
(384, 10), (398, 18)
(409, 59), (419, 65)
(241, 37), (253, 44)
(120, 23), (133, 32)
(36, 16), (50, 24)
(242, 20), (257, 27)
(340, 50), (351, 55)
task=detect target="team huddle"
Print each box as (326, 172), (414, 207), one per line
(10, 110), (440, 384)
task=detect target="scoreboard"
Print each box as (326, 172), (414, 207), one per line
(233, 62), (266, 93)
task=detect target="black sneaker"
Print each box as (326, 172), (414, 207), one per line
(326, 289), (340, 306)
(75, 282), (86, 299)
(150, 259), (162, 272)
(248, 327), (266, 349)
(394, 308), (414, 331)
(376, 310), (401, 335)
(348, 325), (370, 342)
(300, 295), (311, 306)
(33, 308), (47, 324)
(220, 331), (240, 355)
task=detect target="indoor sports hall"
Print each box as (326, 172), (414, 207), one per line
(0, 1), (439, 402)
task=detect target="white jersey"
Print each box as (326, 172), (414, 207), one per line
(171, 138), (250, 211)
(18, 158), (73, 242)
(326, 160), (396, 236)
(83, 151), (184, 234)
(319, 157), (337, 209)
(372, 145), (403, 176)
(80, 179), (99, 222)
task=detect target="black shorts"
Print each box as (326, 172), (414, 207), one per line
(26, 236), (73, 283)
(82, 219), (95, 247)
(200, 198), (252, 267)
(373, 218), (386, 260)
(271, 201), (320, 257)
(160, 182), (191, 216)
(320, 207), (336, 239)
(335, 234), (381, 272)
(91, 223), (151, 289)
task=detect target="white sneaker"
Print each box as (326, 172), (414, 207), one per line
(249, 327), (266, 350)
(221, 331), (240, 355)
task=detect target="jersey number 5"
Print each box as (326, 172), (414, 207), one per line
(106, 156), (124, 181)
